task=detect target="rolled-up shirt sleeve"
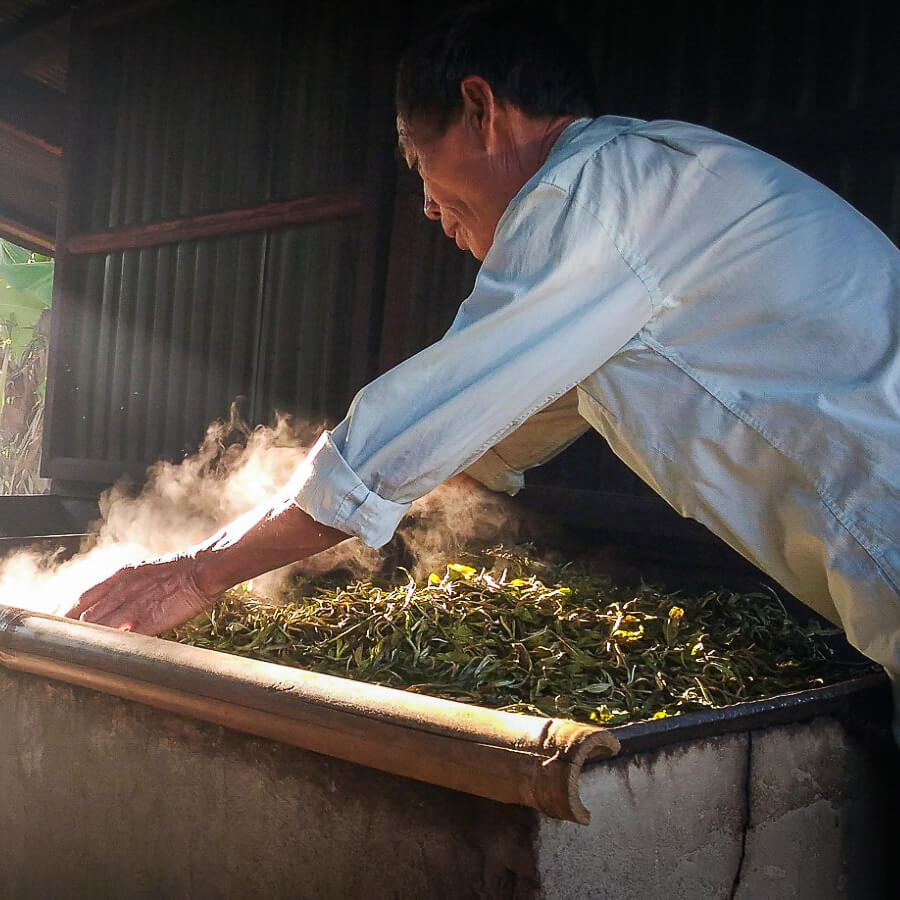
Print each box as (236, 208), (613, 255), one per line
(290, 177), (655, 547)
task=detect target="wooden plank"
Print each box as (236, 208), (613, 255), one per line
(0, 16), (69, 87)
(66, 188), (365, 254)
(0, 215), (54, 255)
(0, 119), (62, 158)
(0, 127), (62, 185)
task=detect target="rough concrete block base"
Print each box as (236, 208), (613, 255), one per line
(735, 718), (891, 900)
(536, 718), (896, 900)
(535, 733), (748, 900)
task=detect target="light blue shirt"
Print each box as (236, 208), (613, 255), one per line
(290, 117), (900, 731)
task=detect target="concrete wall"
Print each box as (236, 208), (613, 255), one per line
(536, 719), (897, 900)
(1, 667), (896, 900)
(536, 733), (749, 898)
(0, 669), (539, 900)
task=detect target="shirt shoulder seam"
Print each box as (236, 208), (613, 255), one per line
(535, 177), (661, 319)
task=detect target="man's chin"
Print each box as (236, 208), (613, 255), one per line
(462, 237), (487, 261)
(448, 230), (486, 261)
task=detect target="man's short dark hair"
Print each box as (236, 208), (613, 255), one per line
(395, 3), (598, 135)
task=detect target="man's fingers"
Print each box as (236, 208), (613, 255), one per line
(63, 558), (213, 636)
(65, 571), (129, 620)
(64, 585), (103, 619)
(79, 579), (155, 628)
(86, 600), (143, 631)
(92, 593), (190, 636)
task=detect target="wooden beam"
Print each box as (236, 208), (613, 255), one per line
(0, 213), (55, 255)
(0, 17), (70, 80)
(0, 126), (62, 185)
(66, 188), (365, 254)
(0, 119), (62, 158)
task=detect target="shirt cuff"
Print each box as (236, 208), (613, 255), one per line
(464, 448), (525, 495)
(288, 431), (411, 549)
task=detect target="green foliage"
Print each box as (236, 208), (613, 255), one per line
(0, 239), (53, 494)
(171, 546), (872, 726)
(0, 239), (53, 362)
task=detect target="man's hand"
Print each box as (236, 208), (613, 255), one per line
(64, 500), (349, 637)
(65, 555), (214, 635)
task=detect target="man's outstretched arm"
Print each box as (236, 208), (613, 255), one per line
(65, 502), (349, 635)
(66, 170), (652, 635)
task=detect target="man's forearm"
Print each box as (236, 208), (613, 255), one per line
(191, 500), (350, 597)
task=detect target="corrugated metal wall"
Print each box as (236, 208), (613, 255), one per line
(65, 235), (266, 468)
(254, 222), (361, 423)
(45, 0), (396, 487)
(73, 0), (277, 233)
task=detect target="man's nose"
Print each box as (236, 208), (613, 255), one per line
(423, 188), (441, 220)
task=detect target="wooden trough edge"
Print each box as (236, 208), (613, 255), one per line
(0, 604), (620, 824)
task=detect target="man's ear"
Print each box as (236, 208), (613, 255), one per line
(459, 76), (495, 147)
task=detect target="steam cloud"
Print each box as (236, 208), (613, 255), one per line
(0, 411), (537, 617)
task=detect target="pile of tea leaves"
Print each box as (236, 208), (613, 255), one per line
(169, 547), (868, 726)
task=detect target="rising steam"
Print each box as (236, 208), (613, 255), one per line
(0, 410), (536, 617)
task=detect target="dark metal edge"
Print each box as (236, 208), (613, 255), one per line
(594, 671), (891, 759)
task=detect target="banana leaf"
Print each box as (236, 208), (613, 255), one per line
(0, 239), (53, 362)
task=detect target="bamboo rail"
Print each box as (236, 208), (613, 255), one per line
(0, 604), (620, 823)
